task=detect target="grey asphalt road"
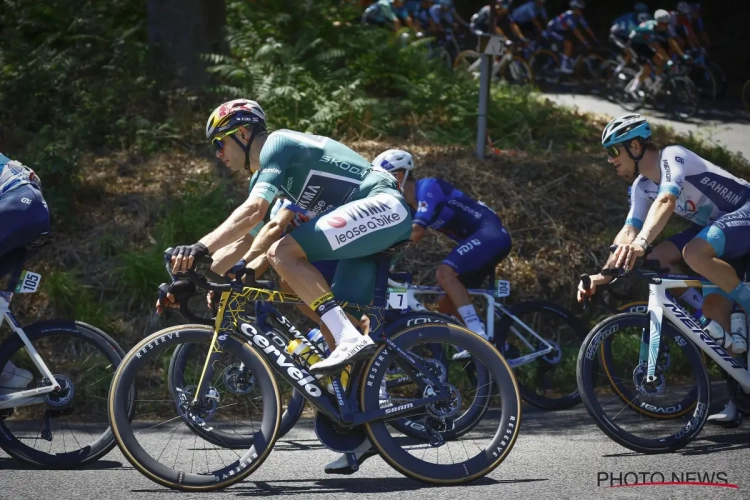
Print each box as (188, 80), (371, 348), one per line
(545, 92), (750, 161)
(2, 401), (750, 500)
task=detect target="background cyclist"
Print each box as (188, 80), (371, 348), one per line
(546, 0), (599, 75)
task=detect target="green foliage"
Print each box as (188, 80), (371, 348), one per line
(43, 269), (112, 327)
(113, 177), (236, 304)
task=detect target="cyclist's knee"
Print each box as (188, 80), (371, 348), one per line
(682, 238), (716, 272)
(268, 236), (306, 267)
(436, 263), (458, 285)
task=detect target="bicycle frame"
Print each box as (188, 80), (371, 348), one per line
(644, 275), (750, 392)
(187, 286), (452, 428)
(0, 292), (60, 410)
(386, 279), (554, 367)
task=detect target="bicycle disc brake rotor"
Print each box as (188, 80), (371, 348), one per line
(425, 383), (461, 419)
(176, 384), (220, 423)
(42, 374), (75, 408)
(633, 363), (665, 396)
(223, 363), (256, 395)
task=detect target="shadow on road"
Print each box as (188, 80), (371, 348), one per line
(0, 458), (123, 470)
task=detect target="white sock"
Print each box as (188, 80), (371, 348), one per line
(457, 305), (486, 336)
(681, 288), (704, 310)
(321, 306), (360, 345)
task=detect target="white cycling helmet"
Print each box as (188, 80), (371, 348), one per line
(372, 149), (415, 189)
(654, 9), (671, 23)
(570, 0), (585, 9)
(676, 1), (691, 14)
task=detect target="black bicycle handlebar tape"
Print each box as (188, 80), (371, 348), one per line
(580, 274), (591, 308)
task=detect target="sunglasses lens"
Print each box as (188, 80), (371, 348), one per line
(213, 138), (224, 151)
(607, 146), (620, 158)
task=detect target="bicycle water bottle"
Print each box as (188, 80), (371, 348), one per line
(731, 307), (747, 354)
(307, 327), (329, 356)
(700, 316), (733, 349)
(285, 335), (349, 393)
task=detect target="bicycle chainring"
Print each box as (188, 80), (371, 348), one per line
(314, 412), (368, 453)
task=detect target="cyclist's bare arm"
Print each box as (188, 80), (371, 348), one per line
(632, 193), (677, 247)
(532, 18), (543, 32)
(211, 233), (255, 275)
(651, 42), (670, 61)
(410, 224), (427, 244)
(510, 22), (526, 40)
(199, 196), (269, 253)
(404, 16), (418, 30)
(495, 26), (508, 38)
(585, 26), (597, 42)
(577, 224), (637, 301)
(573, 27), (587, 44)
(242, 207), (296, 274)
(667, 37), (686, 57)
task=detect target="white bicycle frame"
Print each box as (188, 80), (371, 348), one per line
(387, 279), (554, 368)
(645, 276), (750, 392)
(0, 291), (60, 410)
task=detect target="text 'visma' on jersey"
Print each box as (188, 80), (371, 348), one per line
(413, 177), (498, 241)
(248, 130), (384, 215)
(625, 145), (750, 230)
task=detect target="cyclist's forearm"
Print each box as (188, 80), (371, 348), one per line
(243, 219), (288, 266)
(200, 200), (264, 252)
(211, 234), (255, 275)
(533, 19), (542, 32)
(636, 195), (676, 246)
(585, 27), (597, 41)
(574, 28), (587, 44)
(511, 23), (524, 40)
(668, 38), (684, 57)
(605, 225), (638, 267)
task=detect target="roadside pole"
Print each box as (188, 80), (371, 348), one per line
(476, 6), (497, 159)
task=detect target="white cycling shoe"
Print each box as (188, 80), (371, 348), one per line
(0, 363), (33, 395)
(324, 439), (377, 475)
(708, 400), (738, 423)
(310, 335), (377, 376)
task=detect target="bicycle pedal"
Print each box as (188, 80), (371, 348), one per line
(345, 453), (359, 472)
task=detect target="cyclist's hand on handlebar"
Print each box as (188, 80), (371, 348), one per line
(577, 273), (610, 303)
(613, 243), (645, 270)
(170, 242), (209, 274)
(156, 280), (196, 314)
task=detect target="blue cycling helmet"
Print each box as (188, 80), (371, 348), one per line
(437, 0), (452, 7)
(602, 114), (652, 148)
(634, 2), (649, 13)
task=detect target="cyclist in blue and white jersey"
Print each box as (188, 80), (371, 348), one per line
(610, 3), (651, 52)
(372, 150), (512, 347)
(0, 153), (50, 394)
(510, 0), (547, 41)
(362, 0), (406, 31)
(397, 0), (425, 30)
(579, 115), (750, 399)
(428, 0), (467, 33)
(546, 0), (599, 74)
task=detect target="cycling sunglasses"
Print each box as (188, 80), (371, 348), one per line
(606, 145), (621, 158)
(212, 127), (241, 152)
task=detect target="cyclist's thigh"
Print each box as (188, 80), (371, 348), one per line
(656, 223), (703, 262)
(290, 190), (412, 263)
(443, 221), (512, 283)
(695, 204), (750, 297)
(314, 260), (339, 285)
(331, 257), (378, 305)
(0, 185), (50, 258)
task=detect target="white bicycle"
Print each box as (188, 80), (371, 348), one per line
(453, 39), (534, 86)
(0, 234), (133, 467)
(386, 271), (586, 410)
(577, 255), (750, 453)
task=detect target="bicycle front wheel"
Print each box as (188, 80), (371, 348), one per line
(109, 325), (281, 491)
(664, 76), (699, 120)
(577, 313), (709, 454)
(0, 320), (131, 468)
(363, 323), (521, 484)
(501, 56), (533, 86)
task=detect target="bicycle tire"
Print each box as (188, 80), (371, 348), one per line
(501, 56), (533, 86)
(574, 54), (607, 93)
(706, 62), (727, 99)
(0, 320), (133, 468)
(169, 327), (306, 444)
(688, 63), (718, 100)
(664, 76), (699, 120)
(108, 325), (281, 491)
(453, 49), (480, 73)
(577, 312), (710, 454)
(363, 323), (522, 484)
(528, 49), (560, 89)
(495, 300), (586, 411)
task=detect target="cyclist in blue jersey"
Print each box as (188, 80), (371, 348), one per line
(546, 0), (599, 74)
(626, 10), (689, 98)
(579, 116), (750, 421)
(0, 153), (50, 394)
(610, 3), (651, 53)
(428, 0), (467, 33)
(362, 0), (406, 31)
(396, 0), (423, 30)
(510, 0), (547, 41)
(690, 3), (710, 48)
(373, 150), (512, 347)
(470, 0), (526, 41)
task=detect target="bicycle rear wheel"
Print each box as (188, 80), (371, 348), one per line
(501, 56), (533, 86)
(109, 326), (281, 491)
(363, 323), (521, 484)
(577, 313), (709, 454)
(496, 300), (586, 410)
(529, 50), (560, 89)
(0, 320), (132, 468)
(664, 76), (699, 120)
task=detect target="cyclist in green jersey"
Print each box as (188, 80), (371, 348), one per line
(161, 99), (413, 375)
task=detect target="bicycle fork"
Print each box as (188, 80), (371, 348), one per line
(644, 287), (664, 385)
